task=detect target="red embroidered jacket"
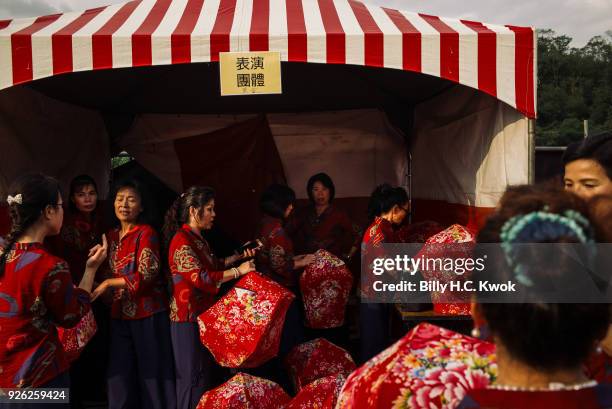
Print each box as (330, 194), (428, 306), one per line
(361, 217), (397, 299)
(107, 224), (167, 320)
(257, 216), (297, 288)
(286, 204), (361, 258)
(0, 243), (91, 388)
(168, 225), (225, 322)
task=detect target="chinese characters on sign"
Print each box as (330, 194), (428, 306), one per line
(219, 52), (282, 96)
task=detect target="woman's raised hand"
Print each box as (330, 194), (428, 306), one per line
(86, 234), (108, 269)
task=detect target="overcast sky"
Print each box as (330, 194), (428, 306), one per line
(0, 0), (610, 46)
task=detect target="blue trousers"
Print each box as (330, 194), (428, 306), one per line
(359, 303), (391, 363)
(170, 322), (213, 409)
(107, 312), (176, 409)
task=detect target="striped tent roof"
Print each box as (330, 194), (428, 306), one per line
(0, 0), (536, 117)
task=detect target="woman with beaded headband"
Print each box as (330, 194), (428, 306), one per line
(457, 185), (611, 409)
(0, 174), (107, 398)
(163, 186), (256, 409)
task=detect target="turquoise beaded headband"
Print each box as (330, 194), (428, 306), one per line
(500, 208), (595, 286)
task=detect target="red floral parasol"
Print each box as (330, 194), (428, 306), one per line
(416, 224), (476, 315)
(196, 372), (291, 409)
(284, 338), (356, 392)
(336, 323), (497, 409)
(300, 249), (353, 329)
(198, 272), (295, 368)
(286, 374), (347, 409)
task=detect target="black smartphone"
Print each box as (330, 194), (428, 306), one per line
(236, 239), (264, 254)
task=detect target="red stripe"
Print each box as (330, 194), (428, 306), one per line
(52, 7), (106, 75)
(132, 0), (172, 66)
(11, 14), (62, 85)
(171, 0), (204, 64)
(507, 25), (535, 118)
(92, 1), (140, 70)
(383, 8), (420, 72)
(461, 19), (496, 98)
(0, 20), (11, 30)
(210, 0), (237, 61)
(317, 0), (344, 64)
(348, 0), (383, 67)
(286, 0), (306, 61)
(420, 14), (459, 82)
(250, 0), (269, 51)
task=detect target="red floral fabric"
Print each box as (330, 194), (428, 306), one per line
(257, 216), (298, 288)
(336, 323), (497, 409)
(57, 308), (97, 363)
(361, 217), (397, 300)
(168, 224), (225, 322)
(197, 372), (291, 409)
(286, 205), (361, 258)
(107, 224), (167, 320)
(0, 243), (91, 387)
(416, 224), (476, 315)
(198, 272), (294, 368)
(300, 250), (353, 329)
(286, 374), (347, 409)
(284, 338), (356, 392)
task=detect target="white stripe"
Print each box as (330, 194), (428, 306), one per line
(333, 0), (363, 66)
(112, 0), (158, 68)
(400, 12), (439, 77)
(364, 4), (401, 70)
(71, 4), (124, 72)
(269, 0), (288, 59)
(229, 0), (252, 51)
(151, 0), (189, 65)
(485, 23), (515, 112)
(191, 0), (221, 62)
(442, 18), (478, 91)
(31, 12), (81, 80)
(0, 18), (37, 90)
(301, 0), (325, 63)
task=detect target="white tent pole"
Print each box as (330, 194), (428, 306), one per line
(528, 118), (536, 184)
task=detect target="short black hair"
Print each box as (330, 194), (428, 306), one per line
(367, 184), (409, 219)
(109, 178), (154, 226)
(307, 172), (335, 203)
(260, 184), (296, 219)
(563, 132), (612, 179)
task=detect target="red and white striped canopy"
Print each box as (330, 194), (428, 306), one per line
(0, 0), (536, 117)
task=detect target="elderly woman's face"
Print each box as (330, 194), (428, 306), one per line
(564, 159), (612, 201)
(114, 187), (142, 224)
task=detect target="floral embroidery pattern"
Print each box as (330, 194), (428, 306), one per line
(286, 374), (347, 409)
(337, 323), (497, 409)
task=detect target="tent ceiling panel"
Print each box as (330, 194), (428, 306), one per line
(25, 62), (453, 115)
(0, 0), (536, 117)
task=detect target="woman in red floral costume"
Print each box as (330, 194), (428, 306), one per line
(256, 184), (314, 390)
(46, 174), (110, 407)
(286, 172), (360, 261)
(164, 185), (256, 409)
(91, 179), (175, 409)
(360, 184), (409, 363)
(458, 185), (612, 408)
(0, 174), (107, 401)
